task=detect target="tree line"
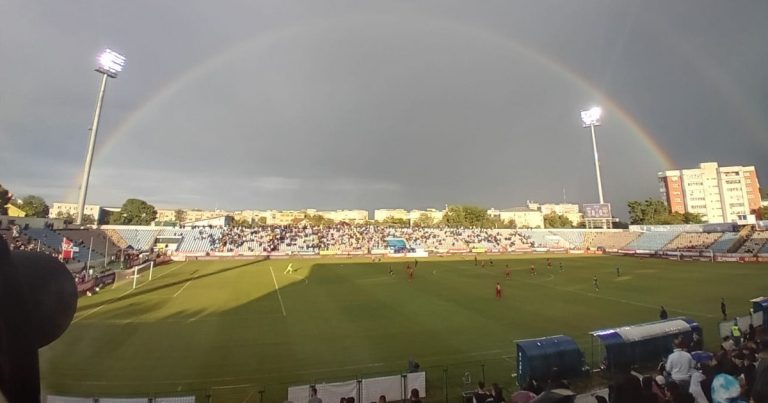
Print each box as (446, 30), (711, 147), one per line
(3, 183), (767, 228)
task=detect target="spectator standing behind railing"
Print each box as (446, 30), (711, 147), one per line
(665, 338), (696, 391)
(307, 386), (321, 403)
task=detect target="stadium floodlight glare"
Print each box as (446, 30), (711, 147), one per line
(96, 49), (126, 78)
(76, 49), (125, 225)
(581, 105), (605, 205)
(580, 106), (602, 127)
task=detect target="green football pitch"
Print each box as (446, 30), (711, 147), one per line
(40, 255), (765, 401)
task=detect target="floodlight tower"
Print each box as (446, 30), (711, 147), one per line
(580, 106), (605, 204)
(76, 49), (125, 225)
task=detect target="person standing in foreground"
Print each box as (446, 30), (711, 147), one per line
(664, 337), (695, 391)
(308, 386), (322, 403)
(496, 282), (503, 299)
(593, 275), (599, 291)
(721, 297), (727, 320)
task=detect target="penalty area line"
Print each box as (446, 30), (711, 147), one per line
(75, 261), (191, 323)
(173, 280), (193, 297)
(269, 266), (287, 317)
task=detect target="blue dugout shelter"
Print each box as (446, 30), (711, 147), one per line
(516, 335), (586, 387)
(751, 297), (768, 325)
(589, 317), (701, 373)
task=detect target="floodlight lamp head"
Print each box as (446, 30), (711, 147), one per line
(581, 106), (602, 127)
(95, 49), (125, 78)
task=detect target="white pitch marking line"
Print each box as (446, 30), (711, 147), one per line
(74, 261), (191, 323)
(73, 287), (135, 323)
(173, 280), (193, 297)
(269, 266), (287, 317)
(152, 261), (189, 280)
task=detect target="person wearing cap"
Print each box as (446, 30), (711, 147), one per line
(665, 338), (696, 391)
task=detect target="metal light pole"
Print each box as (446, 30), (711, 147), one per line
(76, 49), (125, 225)
(581, 106), (605, 204)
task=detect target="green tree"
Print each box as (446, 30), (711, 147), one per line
(627, 198), (674, 225)
(485, 215), (516, 229)
(627, 198), (705, 225)
(543, 212), (574, 228)
(442, 205), (490, 228)
(412, 213), (435, 228)
(110, 199), (157, 225)
(81, 214), (96, 225)
(55, 211), (75, 224)
(257, 216), (267, 225)
(682, 212), (704, 224)
(305, 214), (335, 226)
(234, 217), (253, 228)
(11, 195), (49, 218)
(174, 209), (187, 224)
(382, 216), (409, 227)
(0, 184), (12, 215)
(758, 205), (768, 220)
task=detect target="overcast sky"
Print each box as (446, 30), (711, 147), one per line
(2, 1), (767, 217)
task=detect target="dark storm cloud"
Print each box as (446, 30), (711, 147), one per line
(2, 0), (767, 216)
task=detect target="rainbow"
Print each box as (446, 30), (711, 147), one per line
(95, 16), (677, 171)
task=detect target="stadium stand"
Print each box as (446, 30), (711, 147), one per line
(662, 232), (723, 250)
(709, 232), (740, 253)
(584, 231), (640, 250)
(624, 230), (682, 251)
(738, 230), (768, 255)
(57, 229), (121, 260)
(518, 230), (569, 249)
(23, 227), (85, 260)
(549, 230), (587, 249)
(103, 228), (129, 249)
(115, 228), (160, 251)
(7, 224), (768, 258)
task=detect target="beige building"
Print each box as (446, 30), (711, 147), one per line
(263, 210), (306, 225)
(659, 162), (762, 223)
(49, 202), (104, 222)
(232, 209), (269, 223)
(374, 209), (409, 222)
(155, 209), (177, 222)
(314, 209), (369, 223)
(527, 201), (584, 226)
(487, 207), (544, 229)
(409, 209), (445, 224)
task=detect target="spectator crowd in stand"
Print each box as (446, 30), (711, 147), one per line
(187, 224), (540, 254)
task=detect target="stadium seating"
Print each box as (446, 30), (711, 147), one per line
(23, 227), (85, 260)
(548, 230), (587, 249)
(624, 231), (682, 251)
(11, 225), (765, 257)
(584, 231), (640, 250)
(662, 232), (723, 250)
(709, 232), (740, 253)
(103, 229), (129, 249)
(57, 229), (121, 261)
(115, 228), (160, 251)
(738, 231), (768, 254)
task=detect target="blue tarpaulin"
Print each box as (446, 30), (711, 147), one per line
(590, 317), (701, 372)
(516, 335), (585, 386)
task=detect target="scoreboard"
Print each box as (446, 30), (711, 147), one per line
(583, 203), (612, 219)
